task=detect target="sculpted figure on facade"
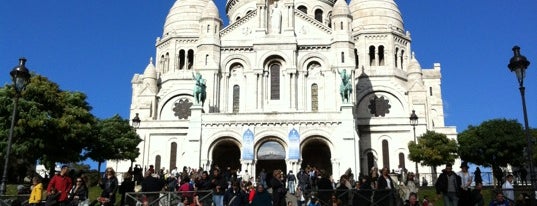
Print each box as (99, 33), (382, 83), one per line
(271, 2), (282, 34)
(193, 72), (207, 106)
(338, 69), (352, 103)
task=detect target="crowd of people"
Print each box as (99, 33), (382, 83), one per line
(11, 162), (535, 206)
(433, 162), (531, 206)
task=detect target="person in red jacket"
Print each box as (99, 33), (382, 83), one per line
(47, 165), (73, 206)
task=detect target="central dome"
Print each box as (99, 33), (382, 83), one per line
(350, 0), (404, 32)
(163, 0), (210, 37)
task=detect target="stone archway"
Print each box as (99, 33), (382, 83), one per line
(301, 138), (332, 175)
(256, 140), (286, 187)
(212, 139), (241, 171)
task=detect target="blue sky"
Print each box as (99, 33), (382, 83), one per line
(1, 1), (537, 169)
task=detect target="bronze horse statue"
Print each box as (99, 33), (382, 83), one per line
(193, 73), (207, 106)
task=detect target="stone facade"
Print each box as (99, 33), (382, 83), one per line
(108, 0), (457, 179)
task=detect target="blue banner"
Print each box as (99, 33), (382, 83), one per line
(242, 129), (254, 160)
(288, 128), (300, 160)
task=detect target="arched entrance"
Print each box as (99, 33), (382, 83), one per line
(212, 139), (241, 170)
(256, 140), (286, 187)
(301, 138), (332, 175)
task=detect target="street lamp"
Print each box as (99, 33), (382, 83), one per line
(130, 113), (141, 168)
(409, 110), (419, 182)
(0, 58), (31, 195)
(132, 113), (141, 129)
(508, 46), (534, 194)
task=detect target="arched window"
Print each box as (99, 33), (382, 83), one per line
(187, 49), (194, 70)
(233, 85), (240, 113)
(257, 141), (286, 159)
(340, 21), (343, 30)
(155, 155), (161, 172)
(367, 153), (375, 172)
(298, 5), (307, 14)
(354, 48), (359, 68)
(207, 25), (210, 33)
(369, 46), (376, 66)
(236, 16), (241, 21)
(164, 53), (170, 72)
(270, 64), (280, 100)
(398, 153), (405, 170)
(341, 52), (345, 63)
(205, 54), (209, 65)
(170, 143), (177, 170)
(400, 50), (405, 70)
(395, 48), (399, 68)
(378, 45), (385, 66)
(179, 50), (185, 70)
(382, 140), (390, 169)
(311, 84), (318, 112)
(315, 9), (323, 22)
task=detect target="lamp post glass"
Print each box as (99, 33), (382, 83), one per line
(132, 113), (141, 129)
(508, 45), (534, 198)
(0, 58), (31, 195)
(409, 110), (419, 181)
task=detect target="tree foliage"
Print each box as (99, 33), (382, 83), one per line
(408, 130), (458, 167)
(0, 75), (96, 176)
(85, 115), (141, 172)
(458, 118), (526, 168)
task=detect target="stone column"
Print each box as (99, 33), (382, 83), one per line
(336, 104), (360, 178)
(188, 105), (204, 168)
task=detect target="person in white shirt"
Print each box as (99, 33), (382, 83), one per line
(171, 167), (178, 177)
(241, 170), (251, 184)
(457, 162), (474, 205)
(457, 162), (473, 205)
(502, 174), (515, 202)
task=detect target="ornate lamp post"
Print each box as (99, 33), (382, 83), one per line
(508, 46), (534, 194)
(0, 58), (31, 195)
(132, 113), (141, 129)
(409, 110), (419, 181)
(130, 113), (141, 168)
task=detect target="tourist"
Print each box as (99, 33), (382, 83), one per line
(29, 176), (43, 205)
(67, 177), (88, 206)
(47, 165), (72, 206)
(99, 167), (118, 206)
(435, 164), (462, 206)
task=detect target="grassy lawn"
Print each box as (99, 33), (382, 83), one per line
(418, 186), (494, 206)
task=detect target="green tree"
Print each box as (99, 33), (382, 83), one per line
(408, 130), (458, 180)
(85, 115), (141, 175)
(458, 118), (525, 187)
(0, 75), (96, 178)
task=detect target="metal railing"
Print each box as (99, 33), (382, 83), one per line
(122, 189), (399, 206)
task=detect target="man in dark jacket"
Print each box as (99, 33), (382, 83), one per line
(141, 171), (165, 205)
(211, 168), (228, 206)
(435, 163), (462, 206)
(224, 181), (247, 206)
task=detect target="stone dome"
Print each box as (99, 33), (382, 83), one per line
(349, 0), (404, 32)
(201, 0), (220, 19)
(332, 0), (351, 17)
(143, 57), (157, 79)
(407, 52), (422, 80)
(163, 0), (210, 37)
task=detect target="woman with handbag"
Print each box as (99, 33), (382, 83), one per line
(67, 177), (88, 206)
(99, 167), (119, 206)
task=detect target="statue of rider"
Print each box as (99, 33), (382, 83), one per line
(193, 72), (207, 105)
(339, 69), (352, 103)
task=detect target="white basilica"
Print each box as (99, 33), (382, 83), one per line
(110, 0), (458, 179)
